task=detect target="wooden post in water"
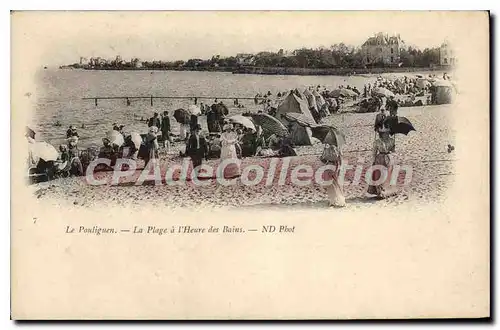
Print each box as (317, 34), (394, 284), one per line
(95, 98), (98, 107)
(150, 95), (153, 107)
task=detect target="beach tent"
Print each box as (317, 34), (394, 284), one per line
(303, 89), (319, 112)
(330, 88), (358, 98)
(289, 121), (313, 146)
(416, 78), (430, 89)
(432, 79), (455, 104)
(312, 90), (326, 108)
(276, 93), (316, 146)
(276, 92), (316, 125)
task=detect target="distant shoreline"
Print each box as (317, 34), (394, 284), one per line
(57, 65), (452, 76)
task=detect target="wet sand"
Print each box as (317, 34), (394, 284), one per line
(31, 104), (456, 210)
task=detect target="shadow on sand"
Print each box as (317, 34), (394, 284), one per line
(233, 195), (382, 211)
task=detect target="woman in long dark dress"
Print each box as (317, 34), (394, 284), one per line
(367, 126), (397, 198)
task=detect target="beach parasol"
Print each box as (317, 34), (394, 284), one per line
(188, 104), (201, 116)
(106, 130), (125, 147)
(283, 112), (317, 127)
(383, 116), (416, 135)
(174, 108), (191, 124)
(385, 74), (399, 81)
(245, 113), (288, 138)
(431, 79), (454, 87)
(26, 126), (36, 139)
(229, 115), (256, 131)
(31, 141), (59, 162)
(311, 125), (346, 147)
(372, 87), (395, 98)
(330, 88), (358, 98)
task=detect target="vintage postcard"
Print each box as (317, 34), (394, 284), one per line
(11, 11), (490, 319)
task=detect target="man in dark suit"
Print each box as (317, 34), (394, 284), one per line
(160, 111), (171, 147)
(190, 114), (199, 132)
(186, 124), (208, 173)
(387, 96), (399, 117)
(148, 112), (161, 129)
(66, 125), (79, 139)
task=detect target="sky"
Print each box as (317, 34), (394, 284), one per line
(11, 11), (473, 66)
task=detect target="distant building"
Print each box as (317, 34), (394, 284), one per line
(361, 32), (405, 66)
(130, 58), (142, 68)
(236, 53), (255, 66)
(88, 57), (107, 67)
(440, 40), (457, 66)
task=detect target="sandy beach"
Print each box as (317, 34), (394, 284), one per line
(31, 103), (456, 210)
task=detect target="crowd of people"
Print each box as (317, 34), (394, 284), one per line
(362, 72), (451, 99)
(27, 80), (410, 208)
(135, 88), (400, 207)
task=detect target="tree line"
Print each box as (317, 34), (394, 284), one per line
(63, 44), (442, 70)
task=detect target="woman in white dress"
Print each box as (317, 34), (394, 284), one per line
(320, 143), (346, 207)
(219, 124), (241, 179)
(179, 123), (190, 141)
(144, 126), (160, 166)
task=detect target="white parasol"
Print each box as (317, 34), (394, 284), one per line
(371, 87), (395, 98)
(229, 115), (256, 131)
(106, 130), (125, 147)
(30, 141), (59, 162)
(188, 104), (201, 116)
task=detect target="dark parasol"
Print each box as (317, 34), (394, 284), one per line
(311, 125), (346, 147)
(174, 108), (191, 125)
(383, 116), (416, 135)
(244, 112), (288, 138)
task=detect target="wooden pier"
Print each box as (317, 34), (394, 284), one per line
(82, 95), (266, 107)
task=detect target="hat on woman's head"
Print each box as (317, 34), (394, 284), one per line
(149, 126), (158, 134)
(68, 136), (78, 143)
(378, 124), (391, 133)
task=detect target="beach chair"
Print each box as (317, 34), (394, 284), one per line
(54, 160), (71, 178)
(28, 166), (48, 184)
(27, 159), (56, 184)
